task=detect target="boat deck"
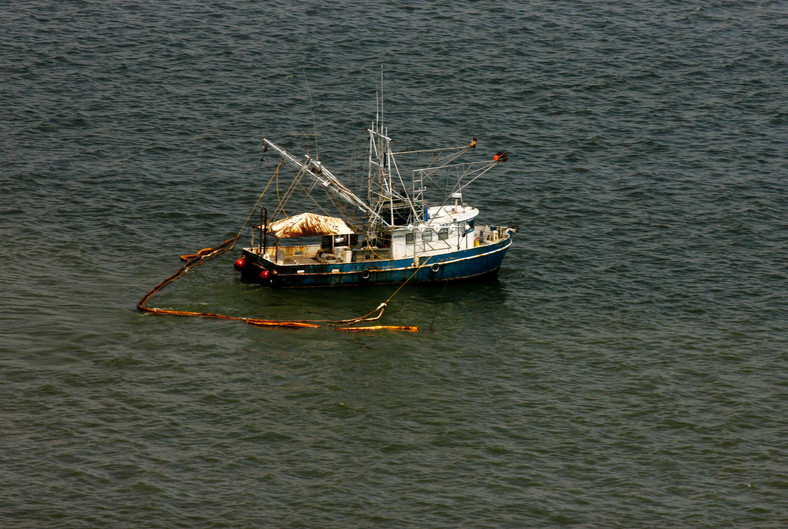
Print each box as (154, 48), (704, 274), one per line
(279, 255), (322, 265)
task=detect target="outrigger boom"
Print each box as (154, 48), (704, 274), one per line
(261, 138), (383, 224)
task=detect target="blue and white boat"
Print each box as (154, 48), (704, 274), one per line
(235, 94), (516, 288)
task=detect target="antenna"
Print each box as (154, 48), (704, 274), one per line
(302, 70), (319, 160)
(379, 66), (384, 128)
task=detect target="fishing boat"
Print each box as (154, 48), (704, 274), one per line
(234, 92), (516, 288)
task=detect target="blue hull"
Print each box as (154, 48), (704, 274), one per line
(240, 236), (511, 288)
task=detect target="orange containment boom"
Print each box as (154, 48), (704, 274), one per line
(246, 319), (321, 329)
(137, 239), (418, 332)
(335, 325), (420, 333)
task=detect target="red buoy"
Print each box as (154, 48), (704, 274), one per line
(259, 269), (270, 280)
(234, 259), (246, 271)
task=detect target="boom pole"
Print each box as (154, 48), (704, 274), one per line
(261, 138), (387, 226)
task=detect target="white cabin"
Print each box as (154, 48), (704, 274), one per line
(389, 204), (482, 260)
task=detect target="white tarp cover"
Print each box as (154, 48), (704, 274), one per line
(267, 212), (354, 238)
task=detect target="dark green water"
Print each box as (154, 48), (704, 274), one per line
(2, 1), (786, 527)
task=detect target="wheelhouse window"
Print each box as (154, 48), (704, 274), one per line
(438, 228), (449, 240)
(422, 230), (434, 242)
(405, 232), (415, 244)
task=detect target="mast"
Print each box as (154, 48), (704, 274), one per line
(367, 116), (392, 226)
(365, 74), (421, 229)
